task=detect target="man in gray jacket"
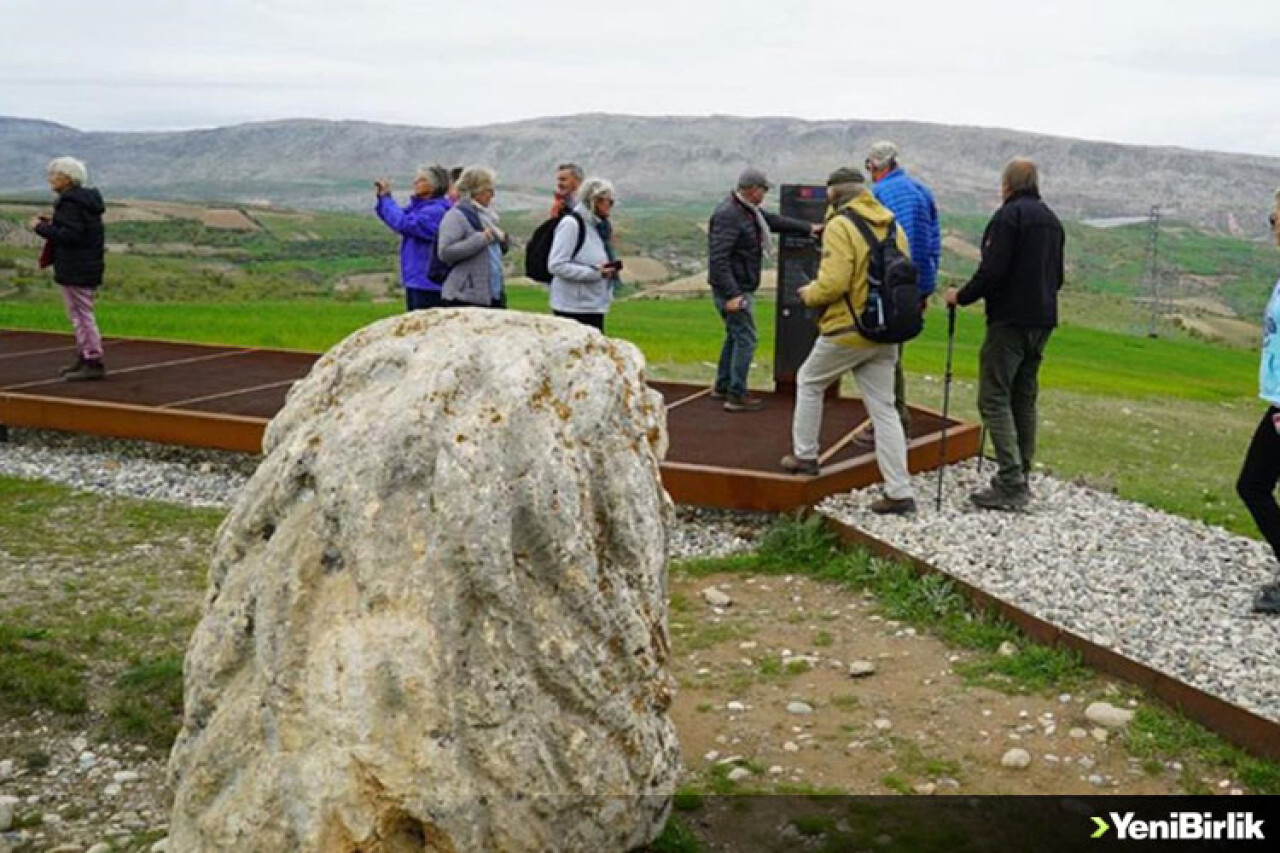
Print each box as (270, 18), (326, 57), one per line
(708, 168), (818, 412)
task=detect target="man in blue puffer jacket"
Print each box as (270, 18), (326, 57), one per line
(867, 141), (942, 437)
(375, 165), (453, 310)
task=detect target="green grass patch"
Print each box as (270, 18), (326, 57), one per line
(830, 694), (860, 712)
(649, 815), (703, 853)
(672, 620), (749, 652)
(889, 737), (963, 781)
(1124, 706), (1280, 795)
(953, 644), (1091, 695)
(0, 623), (88, 714)
(880, 773), (913, 794)
(106, 655), (186, 748)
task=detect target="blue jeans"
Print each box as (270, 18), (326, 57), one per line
(713, 292), (756, 398)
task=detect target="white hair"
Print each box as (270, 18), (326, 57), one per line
(47, 156), (88, 186)
(455, 165), (496, 199)
(578, 177), (616, 209)
(413, 164), (451, 196)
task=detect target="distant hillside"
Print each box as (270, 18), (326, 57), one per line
(3, 114), (1279, 235)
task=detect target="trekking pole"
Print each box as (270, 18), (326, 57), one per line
(936, 305), (957, 511)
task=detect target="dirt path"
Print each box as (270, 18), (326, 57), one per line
(669, 571), (1201, 797)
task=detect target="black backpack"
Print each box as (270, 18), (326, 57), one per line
(524, 210), (586, 283)
(840, 210), (923, 344)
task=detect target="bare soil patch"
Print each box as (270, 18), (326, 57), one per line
(124, 201), (208, 221)
(642, 270), (776, 299)
(669, 572), (1192, 797)
(1171, 315), (1259, 347)
(335, 272), (396, 296)
(618, 256), (670, 284)
(101, 206), (167, 224)
(942, 233), (981, 262)
(199, 209), (258, 231)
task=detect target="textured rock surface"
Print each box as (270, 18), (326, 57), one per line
(167, 310), (680, 852)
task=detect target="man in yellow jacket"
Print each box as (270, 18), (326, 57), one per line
(781, 167), (917, 515)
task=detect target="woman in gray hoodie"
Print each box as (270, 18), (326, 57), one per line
(438, 166), (510, 308)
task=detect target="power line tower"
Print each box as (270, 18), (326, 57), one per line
(1139, 205), (1165, 338)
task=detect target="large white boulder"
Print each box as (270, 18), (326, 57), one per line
(167, 310), (679, 852)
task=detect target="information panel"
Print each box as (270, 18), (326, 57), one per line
(774, 184), (828, 391)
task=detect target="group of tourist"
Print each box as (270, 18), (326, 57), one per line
(24, 148), (1280, 612)
(707, 145), (1057, 520)
(374, 162), (622, 331)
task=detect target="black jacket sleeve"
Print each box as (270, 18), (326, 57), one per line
(34, 202), (91, 246)
(762, 210), (813, 236)
(707, 207), (743, 299)
(957, 209), (1016, 306)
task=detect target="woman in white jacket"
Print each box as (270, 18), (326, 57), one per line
(548, 177), (620, 331)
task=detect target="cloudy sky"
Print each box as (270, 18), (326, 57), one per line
(4, 0), (1278, 156)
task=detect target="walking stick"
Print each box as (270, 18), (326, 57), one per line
(936, 305), (957, 511)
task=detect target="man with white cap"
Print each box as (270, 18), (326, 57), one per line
(707, 167), (820, 411)
(866, 140), (942, 440)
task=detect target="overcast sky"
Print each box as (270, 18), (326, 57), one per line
(4, 0), (1278, 156)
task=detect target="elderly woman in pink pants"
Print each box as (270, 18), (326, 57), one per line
(31, 156), (107, 380)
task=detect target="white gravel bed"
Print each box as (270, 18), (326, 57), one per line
(0, 428), (758, 558)
(0, 428), (255, 508)
(820, 460), (1280, 723)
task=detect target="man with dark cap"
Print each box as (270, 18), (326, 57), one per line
(867, 140), (942, 440)
(707, 167), (820, 411)
(781, 167), (916, 514)
(945, 157), (1064, 510)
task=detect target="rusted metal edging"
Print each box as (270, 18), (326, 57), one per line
(0, 392), (267, 453)
(818, 514), (1280, 762)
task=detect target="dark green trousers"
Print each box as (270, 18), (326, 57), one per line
(978, 322), (1053, 490)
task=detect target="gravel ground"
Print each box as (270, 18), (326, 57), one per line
(0, 429), (256, 508)
(0, 428), (760, 559)
(821, 460), (1280, 724)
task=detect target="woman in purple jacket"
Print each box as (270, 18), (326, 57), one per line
(374, 164), (453, 310)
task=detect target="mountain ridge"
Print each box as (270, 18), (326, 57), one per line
(2, 113), (1278, 235)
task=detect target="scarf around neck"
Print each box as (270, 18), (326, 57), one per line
(734, 190), (773, 259)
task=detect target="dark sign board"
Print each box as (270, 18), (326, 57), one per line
(774, 184), (827, 391)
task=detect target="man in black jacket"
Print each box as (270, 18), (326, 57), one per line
(708, 168), (818, 412)
(945, 157), (1064, 509)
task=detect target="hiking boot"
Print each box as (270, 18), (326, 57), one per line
(780, 454), (820, 477)
(1252, 581), (1280, 615)
(969, 484), (1030, 511)
(723, 394), (765, 412)
(59, 354), (85, 376)
(709, 386), (728, 400)
(870, 496), (917, 515)
(63, 359), (106, 381)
